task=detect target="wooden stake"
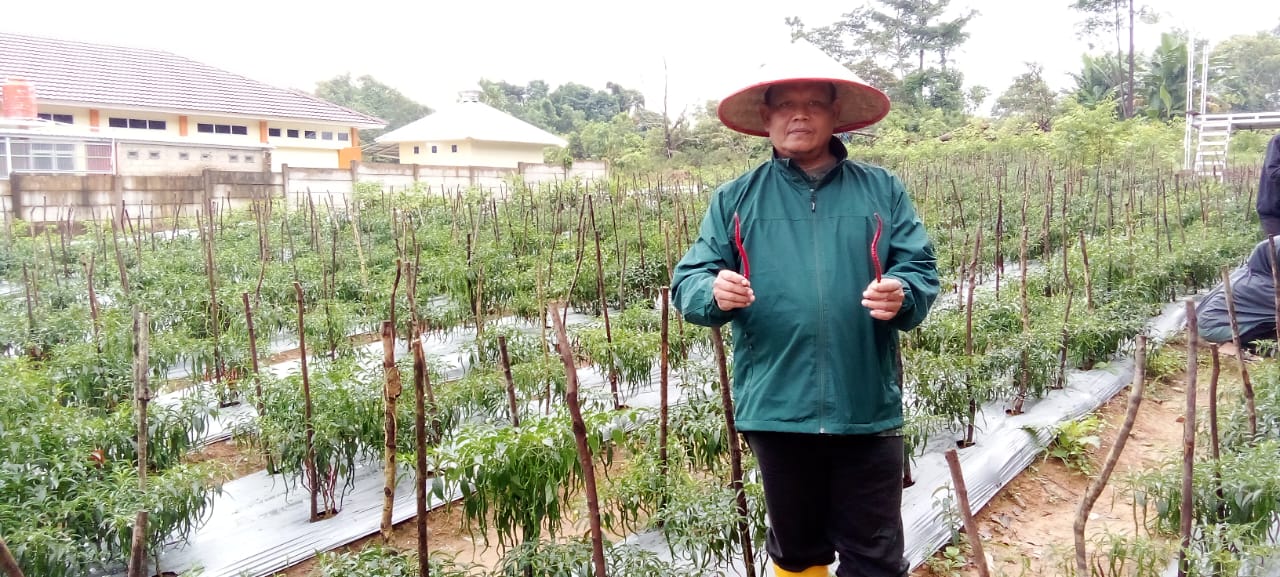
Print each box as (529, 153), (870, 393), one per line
(0, 535), (24, 577)
(127, 307), (150, 577)
(1177, 301), (1198, 577)
(944, 449), (990, 577)
(549, 303), (608, 577)
(1075, 334), (1145, 574)
(498, 335), (520, 427)
(658, 286), (670, 518)
(412, 333), (432, 577)
(1079, 230), (1094, 313)
(381, 321), (401, 541)
(587, 195), (621, 410)
(711, 326), (756, 577)
(242, 293), (262, 417)
(1220, 267), (1257, 439)
(295, 282), (319, 522)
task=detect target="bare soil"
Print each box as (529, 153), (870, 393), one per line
(911, 340), (1250, 577)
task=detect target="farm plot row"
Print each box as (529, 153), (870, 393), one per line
(0, 145), (1267, 576)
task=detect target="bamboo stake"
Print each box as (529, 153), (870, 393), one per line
(295, 282), (319, 522)
(242, 293), (262, 417)
(128, 307), (150, 577)
(587, 195), (621, 410)
(711, 326), (756, 577)
(549, 303), (608, 577)
(381, 321), (401, 541)
(110, 211), (130, 295)
(1075, 334), (1145, 574)
(944, 449), (990, 577)
(1177, 301), (1198, 577)
(412, 332), (432, 577)
(498, 335), (520, 427)
(1220, 267), (1257, 439)
(1209, 344), (1226, 532)
(1079, 230), (1094, 313)
(962, 228), (981, 447)
(84, 254), (101, 354)
(658, 286), (670, 519)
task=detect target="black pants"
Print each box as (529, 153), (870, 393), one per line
(743, 431), (909, 577)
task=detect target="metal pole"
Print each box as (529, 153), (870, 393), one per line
(1200, 39), (1210, 115)
(1184, 30), (1196, 171)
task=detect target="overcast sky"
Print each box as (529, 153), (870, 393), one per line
(4, 0), (1278, 119)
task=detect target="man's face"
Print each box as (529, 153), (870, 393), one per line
(759, 82), (839, 158)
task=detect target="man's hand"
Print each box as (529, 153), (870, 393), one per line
(862, 276), (904, 320)
(713, 269), (754, 311)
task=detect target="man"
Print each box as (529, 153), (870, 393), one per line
(1257, 133), (1280, 237)
(670, 40), (939, 577)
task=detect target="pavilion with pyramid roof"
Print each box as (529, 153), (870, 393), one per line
(374, 88), (568, 169)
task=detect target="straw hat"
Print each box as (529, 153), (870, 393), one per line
(716, 40), (891, 137)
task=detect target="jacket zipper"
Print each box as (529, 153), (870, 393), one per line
(810, 186), (826, 433)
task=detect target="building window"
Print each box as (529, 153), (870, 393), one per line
(304, 130), (316, 139)
(229, 154), (239, 162)
(178, 152), (190, 161)
(337, 132), (349, 141)
(286, 129), (298, 138)
(201, 152), (212, 160)
(148, 151), (161, 160)
(0, 141), (7, 177)
(37, 113), (74, 124)
(86, 143), (113, 171)
(413, 146), (420, 154)
(110, 117), (164, 130)
(451, 144), (458, 153)
(431, 145), (438, 153)
(9, 141), (76, 172)
(244, 155), (254, 163)
(126, 150), (139, 160)
(198, 123), (248, 135)
(269, 128), (281, 137)
(321, 131), (333, 140)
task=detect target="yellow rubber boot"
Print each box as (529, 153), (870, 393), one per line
(772, 563), (829, 577)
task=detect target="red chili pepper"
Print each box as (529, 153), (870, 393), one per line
(871, 213), (883, 284)
(734, 211), (750, 280)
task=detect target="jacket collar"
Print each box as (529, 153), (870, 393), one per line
(771, 135), (848, 187)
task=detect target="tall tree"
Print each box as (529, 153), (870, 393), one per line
(1069, 0), (1158, 119)
(1210, 30), (1280, 112)
(313, 74), (432, 141)
(788, 0), (977, 118)
(992, 63), (1059, 130)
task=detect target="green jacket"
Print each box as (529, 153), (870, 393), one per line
(671, 139), (939, 435)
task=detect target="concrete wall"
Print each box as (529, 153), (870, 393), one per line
(7, 171), (280, 224)
(116, 141), (268, 174)
(2, 159), (610, 225)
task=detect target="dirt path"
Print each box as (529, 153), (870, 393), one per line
(911, 340), (1247, 577)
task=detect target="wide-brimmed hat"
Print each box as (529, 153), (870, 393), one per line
(716, 39), (891, 137)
